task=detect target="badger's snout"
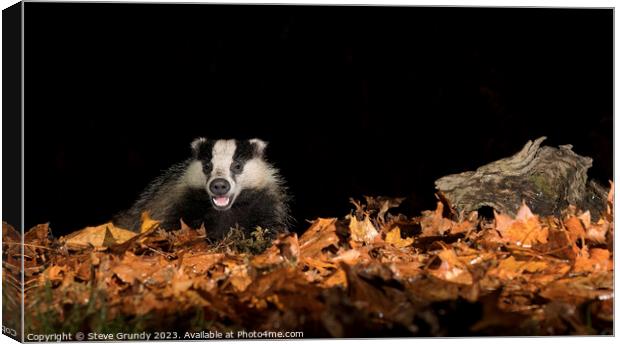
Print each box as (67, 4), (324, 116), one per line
(208, 178), (234, 210)
(209, 178), (230, 195)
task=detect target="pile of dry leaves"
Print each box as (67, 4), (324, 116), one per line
(3, 184), (614, 337)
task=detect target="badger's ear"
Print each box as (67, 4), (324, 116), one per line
(249, 138), (268, 157)
(190, 137), (207, 158)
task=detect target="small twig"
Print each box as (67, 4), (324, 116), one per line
(24, 284), (43, 293)
(4, 242), (57, 251)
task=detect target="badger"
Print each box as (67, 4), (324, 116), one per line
(113, 138), (290, 240)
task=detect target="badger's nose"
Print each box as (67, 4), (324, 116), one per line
(209, 178), (231, 195)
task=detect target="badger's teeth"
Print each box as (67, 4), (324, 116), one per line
(213, 196), (230, 207)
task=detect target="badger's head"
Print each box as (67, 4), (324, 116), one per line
(186, 138), (278, 211)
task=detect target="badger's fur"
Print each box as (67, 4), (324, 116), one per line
(113, 138), (290, 240)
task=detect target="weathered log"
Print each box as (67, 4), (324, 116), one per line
(435, 137), (607, 219)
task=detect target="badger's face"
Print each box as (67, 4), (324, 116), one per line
(187, 138), (275, 211)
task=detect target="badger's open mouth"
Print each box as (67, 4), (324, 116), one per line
(211, 195), (232, 210)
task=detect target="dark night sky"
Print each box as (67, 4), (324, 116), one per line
(23, 4), (612, 235)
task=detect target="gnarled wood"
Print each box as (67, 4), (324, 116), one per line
(435, 137), (607, 218)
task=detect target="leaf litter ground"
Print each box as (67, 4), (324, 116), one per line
(2, 185), (614, 337)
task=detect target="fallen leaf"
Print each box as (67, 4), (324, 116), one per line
(181, 253), (223, 275)
(24, 223), (52, 244)
(134, 292), (164, 316)
(322, 269), (347, 288)
(384, 226), (414, 248)
(62, 223), (137, 248)
(450, 219), (476, 234)
(303, 256), (337, 276)
(2, 222), (20, 243)
(585, 219), (608, 243)
(299, 218), (340, 258)
(275, 233), (300, 263)
(577, 211), (591, 228)
(112, 264), (137, 285)
(564, 216), (585, 243)
(171, 270), (193, 296)
(428, 247), (473, 285)
(495, 203), (548, 247)
(573, 247), (613, 273)
(43, 265), (66, 285)
(515, 201), (535, 221)
(363, 196), (406, 223)
(487, 256), (548, 280)
(420, 202), (453, 236)
(226, 262), (252, 293)
(349, 214), (379, 244)
(140, 212), (160, 233)
(540, 273), (613, 304)
(332, 249), (361, 265)
(389, 261), (423, 280)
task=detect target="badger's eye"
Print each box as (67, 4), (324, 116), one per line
(231, 161), (243, 173)
(202, 161), (213, 172)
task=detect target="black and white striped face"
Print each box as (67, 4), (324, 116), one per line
(186, 138), (276, 211)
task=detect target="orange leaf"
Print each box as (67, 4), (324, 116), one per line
(304, 256), (337, 273)
(389, 262), (423, 280)
(450, 219), (475, 235)
(181, 253), (223, 275)
(515, 202), (535, 221)
(488, 256), (548, 280)
(323, 269), (347, 288)
(44, 265), (66, 284)
(112, 264), (137, 285)
(495, 203), (548, 247)
(564, 216), (585, 243)
(171, 270), (193, 296)
(62, 223), (137, 249)
(385, 226), (414, 248)
(574, 247), (613, 273)
(332, 249), (362, 265)
(140, 212), (160, 233)
(428, 248), (473, 285)
(349, 214), (379, 244)
(299, 218), (339, 258)
(585, 219), (609, 243)
(226, 263), (252, 292)
(577, 211), (591, 228)
(494, 211), (515, 233)
(420, 202), (453, 236)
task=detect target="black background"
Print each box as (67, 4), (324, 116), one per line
(24, 4), (612, 236)
(3, 2), (22, 232)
